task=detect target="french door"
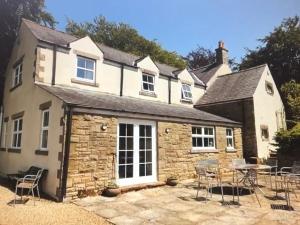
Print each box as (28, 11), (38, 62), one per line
(116, 119), (157, 186)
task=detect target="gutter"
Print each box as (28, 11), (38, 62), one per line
(168, 77), (171, 104)
(51, 45), (57, 85)
(59, 105), (73, 201)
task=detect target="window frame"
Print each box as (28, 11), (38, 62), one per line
(181, 83), (193, 101)
(12, 63), (22, 88)
(225, 128), (235, 150)
(141, 73), (155, 93)
(76, 55), (96, 82)
(191, 126), (216, 152)
(11, 118), (22, 149)
(40, 109), (50, 151)
(261, 126), (269, 141)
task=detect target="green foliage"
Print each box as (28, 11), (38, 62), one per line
(239, 16), (300, 118)
(274, 123), (300, 152)
(281, 80), (300, 121)
(66, 16), (186, 69)
(0, 0), (56, 103)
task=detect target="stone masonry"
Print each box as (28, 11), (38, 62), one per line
(157, 122), (242, 181)
(66, 114), (117, 200)
(65, 114), (242, 199)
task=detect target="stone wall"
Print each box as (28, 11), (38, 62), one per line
(157, 122), (243, 181)
(198, 99), (257, 160)
(66, 114), (117, 200)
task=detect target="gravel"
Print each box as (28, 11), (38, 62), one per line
(0, 182), (110, 225)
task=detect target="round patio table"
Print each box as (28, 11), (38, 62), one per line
(229, 164), (271, 206)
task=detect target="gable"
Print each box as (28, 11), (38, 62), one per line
(177, 69), (194, 84)
(136, 56), (159, 74)
(69, 36), (103, 59)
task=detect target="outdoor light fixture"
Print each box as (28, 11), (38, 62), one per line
(165, 128), (171, 134)
(101, 123), (108, 131)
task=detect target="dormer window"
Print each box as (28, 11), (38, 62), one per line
(181, 84), (192, 100)
(142, 73), (155, 92)
(77, 56), (95, 82)
(265, 81), (274, 95)
(13, 63), (22, 88)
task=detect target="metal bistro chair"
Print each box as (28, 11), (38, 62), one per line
(277, 161), (300, 197)
(231, 159), (246, 203)
(195, 159), (224, 203)
(258, 158), (278, 189)
(14, 168), (44, 206)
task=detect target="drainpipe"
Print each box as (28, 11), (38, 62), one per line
(59, 105), (73, 201)
(120, 64), (124, 96)
(51, 45), (57, 86)
(168, 77), (171, 104)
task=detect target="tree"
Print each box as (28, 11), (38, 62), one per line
(239, 16), (300, 92)
(0, 0), (56, 103)
(186, 45), (237, 70)
(66, 16), (186, 69)
(186, 46), (215, 69)
(281, 80), (300, 122)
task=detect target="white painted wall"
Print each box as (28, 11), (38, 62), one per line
(253, 66), (286, 159)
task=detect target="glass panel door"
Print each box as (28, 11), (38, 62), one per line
(139, 125), (152, 177)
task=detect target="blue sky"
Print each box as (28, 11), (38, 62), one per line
(46, 0), (299, 61)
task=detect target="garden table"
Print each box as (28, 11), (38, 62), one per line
(229, 164), (271, 206)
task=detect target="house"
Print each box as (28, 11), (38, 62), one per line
(0, 19), (243, 201)
(193, 42), (286, 161)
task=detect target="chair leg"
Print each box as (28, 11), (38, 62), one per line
(14, 185), (18, 206)
(37, 186), (40, 200)
(269, 170), (272, 190)
(21, 187), (23, 201)
(220, 182), (224, 203)
(32, 187), (35, 206)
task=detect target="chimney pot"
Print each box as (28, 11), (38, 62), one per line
(216, 41), (228, 65)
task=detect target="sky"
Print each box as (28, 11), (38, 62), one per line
(46, 0), (300, 62)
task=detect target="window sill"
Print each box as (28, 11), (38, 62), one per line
(180, 99), (193, 104)
(10, 82), (22, 92)
(71, 78), (99, 87)
(8, 148), (21, 153)
(139, 90), (157, 98)
(191, 149), (219, 153)
(226, 147), (237, 152)
(0, 148), (6, 152)
(35, 149), (48, 156)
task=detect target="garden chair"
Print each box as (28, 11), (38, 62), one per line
(195, 159), (224, 203)
(14, 168), (44, 206)
(258, 158), (278, 189)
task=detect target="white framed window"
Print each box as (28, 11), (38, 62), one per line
(261, 125), (269, 141)
(265, 81), (274, 95)
(13, 63), (22, 87)
(1, 121), (7, 148)
(11, 118), (22, 149)
(40, 109), (49, 150)
(181, 84), (192, 100)
(142, 73), (155, 92)
(76, 56), (95, 82)
(192, 126), (215, 151)
(226, 128), (234, 149)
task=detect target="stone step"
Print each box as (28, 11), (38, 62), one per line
(120, 182), (165, 193)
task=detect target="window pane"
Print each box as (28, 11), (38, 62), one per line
(127, 151), (133, 164)
(148, 76), (154, 83)
(17, 133), (22, 148)
(119, 137), (126, 150)
(77, 58), (85, 67)
(139, 151), (145, 163)
(142, 75), (147, 82)
(226, 128), (232, 136)
(77, 68), (85, 78)
(227, 139), (233, 147)
(12, 134), (17, 147)
(139, 125), (145, 137)
(119, 165), (125, 178)
(204, 138), (209, 147)
(86, 59), (94, 70)
(145, 126), (151, 137)
(43, 111), (49, 127)
(208, 138), (214, 147)
(197, 138), (203, 147)
(197, 128), (202, 134)
(192, 127), (196, 134)
(149, 84), (154, 91)
(143, 83), (149, 90)
(127, 124), (133, 136)
(146, 164), (152, 176)
(85, 70), (94, 80)
(119, 124), (126, 136)
(13, 120), (18, 131)
(146, 138), (151, 149)
(126, 165), (133, 178)
(19, 119), (22, 131)
(192, 137), (197, 147)
(139, 164), (145, 176)
(119, 151), (126, 164)
(139, 138), (145, 149)
(146, 151), (152, 162)
(41, 130), (48, 148)
(127, 138), (133, 150)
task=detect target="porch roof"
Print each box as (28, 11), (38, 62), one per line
(37, 84), (241, 126)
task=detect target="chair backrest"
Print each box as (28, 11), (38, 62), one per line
(195, 166), (207, 176)
(26, 166), (42, 176)
(232, 158), (246, 167)
(33, 169), (44, 186)
(292, 163), (300, 174)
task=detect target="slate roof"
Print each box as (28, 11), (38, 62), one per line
(23, 19), (204, 85)
(191, 63), (222, 84)
(196, 64), (267, 106)
(37, 84), (240, 125)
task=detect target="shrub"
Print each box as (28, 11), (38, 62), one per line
(274, 123), (300, 153)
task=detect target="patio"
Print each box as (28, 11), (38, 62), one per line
(75, 180), (300, 225)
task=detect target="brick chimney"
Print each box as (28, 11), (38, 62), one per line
(215, 41), (229, 65)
